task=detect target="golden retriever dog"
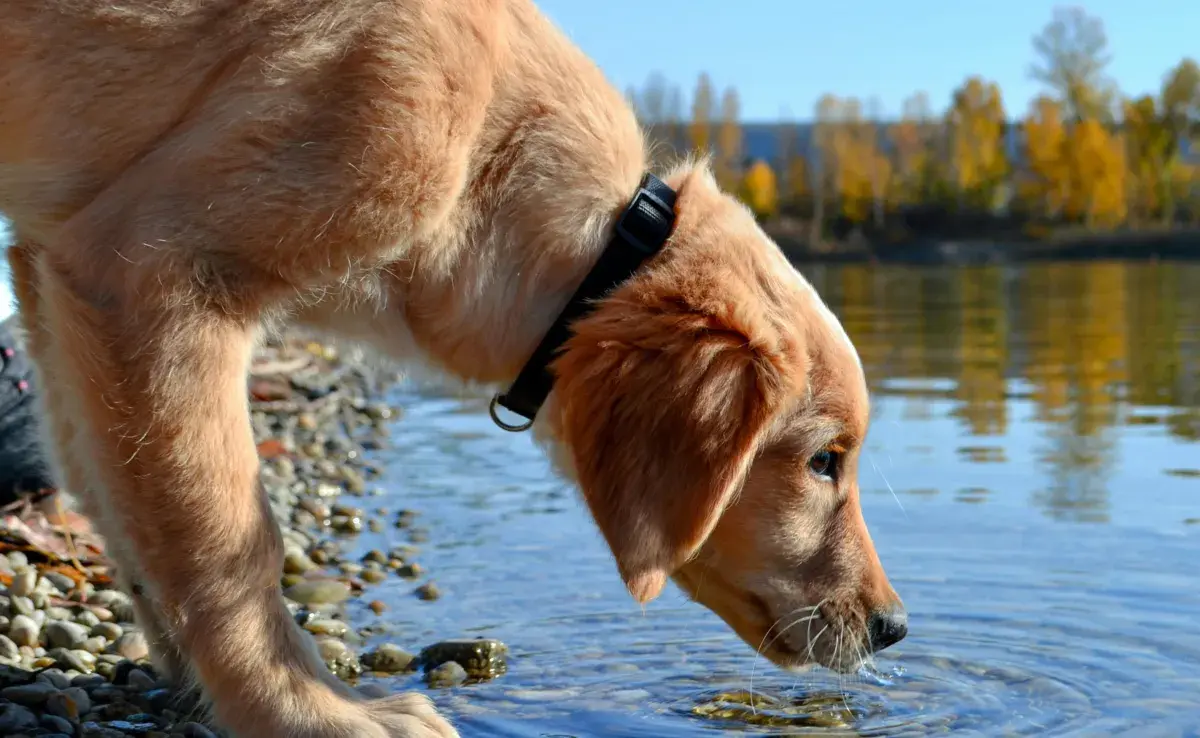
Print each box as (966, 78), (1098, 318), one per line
(0, 0), (906, 735)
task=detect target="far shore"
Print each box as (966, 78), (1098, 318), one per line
(770, 227), (1200, 266)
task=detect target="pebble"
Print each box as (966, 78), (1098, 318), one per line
(109, 631), (149, 663)
(283, 580), (351, 606)
(361, 643), (415, 674)
(426, 661), (468, 688)
(415, 582), (441, 601)
(0, 702), (38, 732)
(9, 614), (39, 647)
(46, 620), (90, 650)
(0, 337), (515, 736)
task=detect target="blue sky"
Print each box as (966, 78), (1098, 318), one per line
(535, 0), (1199, 122)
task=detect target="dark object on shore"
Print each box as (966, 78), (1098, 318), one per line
(0, 316), (54, 505)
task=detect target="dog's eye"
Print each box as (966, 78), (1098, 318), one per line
(808, 449), (839, 480)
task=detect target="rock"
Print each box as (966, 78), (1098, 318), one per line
(36, 668), (72, 689)
(368, 600), (387, 615)
(315, 638), (361, 681)
(9, 570), (38, 597)
(10, 595), (36, 617)
(361, 550), (388, 565)
(91, 622), (123, 641)
(0, 702), (38, 732)
(283, 545), (318, 575)
(283, 580), (351, 606)
(425, 661), (468, 688)
(414, 582), (441, 601)
(361, 568), (387, 585)
(46, 620), (90, 650)
(41, 713), (76, 734)
(75, 609), (102, 628)
(9, 614), (39, 647)
(418, 638), (508, 680)
(113, 631), (149, 662)
(43, 572), (77, 594)
(1, 680), (59, 705)
(50, 647), (96, 673)
(362, 644), (415, 674)
(303, 619), (349, 638)
(395, 563), (423, 579)
(46, 686), (91, 720)
(125, 668), (157, 691)
(0, 634), (19, 660)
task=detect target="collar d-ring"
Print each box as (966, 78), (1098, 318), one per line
(489, 394), (534, 432)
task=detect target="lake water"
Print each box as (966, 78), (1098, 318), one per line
(339, 259), (1200, 737)
(3, 252), (1198, 736)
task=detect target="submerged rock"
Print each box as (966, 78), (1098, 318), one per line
(361, 643), (416, 674)
(418, 638), (508, 681)
(425, 661), (468, 689)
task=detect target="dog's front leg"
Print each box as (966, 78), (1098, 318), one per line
(27, 245), (456, 738)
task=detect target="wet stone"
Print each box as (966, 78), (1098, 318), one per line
(425, 661), (468, 689)
(418, 639), (508, 680)
(284, 580), (351, 606)
(361, 644), (416, 674)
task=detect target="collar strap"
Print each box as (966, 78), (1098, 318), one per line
(489, 172), (678, 432)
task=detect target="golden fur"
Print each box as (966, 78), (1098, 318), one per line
(0, 1), (905, 736)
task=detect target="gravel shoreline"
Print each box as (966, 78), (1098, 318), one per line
(0, 331), (506, 737)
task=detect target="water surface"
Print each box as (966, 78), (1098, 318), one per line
(344, 261), (1200, 736)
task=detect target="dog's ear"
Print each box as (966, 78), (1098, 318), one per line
(550, 262), (802, 604)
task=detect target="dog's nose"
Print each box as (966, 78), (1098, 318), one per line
(867, 604), (908, 652)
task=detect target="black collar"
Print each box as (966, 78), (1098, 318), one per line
(489, 172), (678, 432)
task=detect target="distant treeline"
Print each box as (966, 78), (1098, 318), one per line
(625, 7), (1200, 253)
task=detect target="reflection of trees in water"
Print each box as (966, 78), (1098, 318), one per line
(800, 259), (1200, 523)
(1031, 390), (1118, 524)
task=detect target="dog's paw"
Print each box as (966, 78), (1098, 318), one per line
(365, 692), (459, 738)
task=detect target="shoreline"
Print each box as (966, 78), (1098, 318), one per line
(769, 229), (1200, 266)
(0, 332), (504, 737)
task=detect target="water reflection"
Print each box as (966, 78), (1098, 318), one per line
(804, 260), (1200, 525)
(362, 259), (1200, 737)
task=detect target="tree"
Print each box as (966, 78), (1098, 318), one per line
(888, 92), (935, 208)
(1159, 58), (1200, 223)
(1162, 58), (1200, 137)
(715, 87), (744, 191)
(1122, 95), (1173, 223)
(866, 97), (888, 226)
(1020, 95), (1069, 218)
(832, 97), (871, 222)
(628, 72), (684, 166)
(784, 153), (812, 216)
(1028, 6), (1116, 122)
(739, 160), (779, 220)
(689, 73), (714, 156)
(810, 94), (840, 243)
(1063, 118), (1127, 227)
(946, 76), (1010, 211)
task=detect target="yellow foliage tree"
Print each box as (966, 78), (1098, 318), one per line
(1122, 95), (1172, 223)
(1020, 95), (1069, 217)
(715, 87), (744, 192)
(888, 93), (934, 208)
(946, 76), (1009, 210)
(826, 97), (885, 223)
(1063, 119), (1127, 226)
(738, 159), (779, 220)
(783, 153), (811, 214)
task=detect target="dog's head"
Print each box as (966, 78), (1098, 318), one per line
(539, 164), (904, 674)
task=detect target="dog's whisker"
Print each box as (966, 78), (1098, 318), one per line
(871, 456), (908, 519)
(747, 606), (822, 713)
